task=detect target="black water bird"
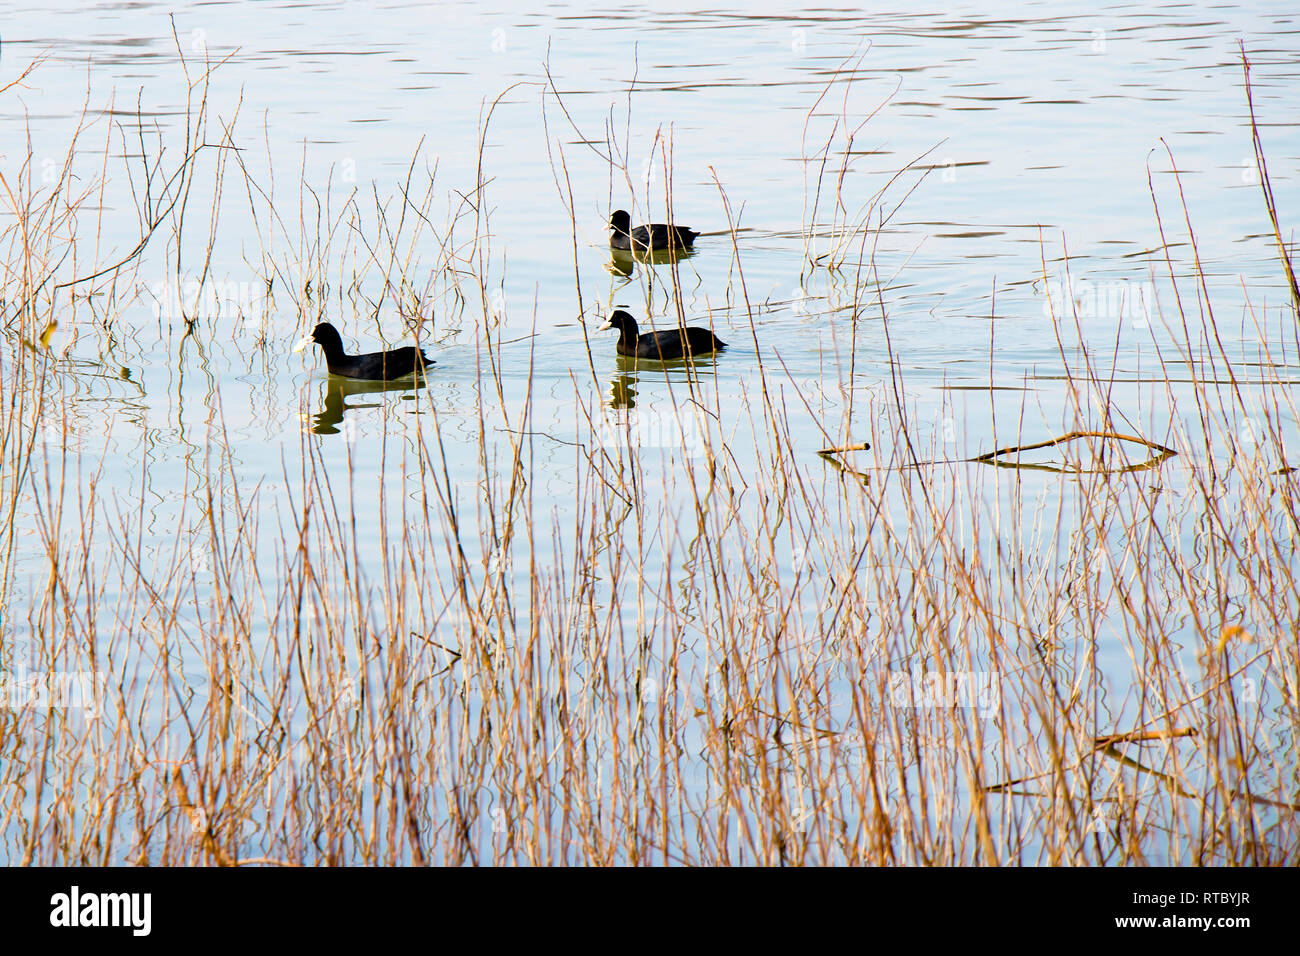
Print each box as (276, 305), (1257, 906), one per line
(597, 310), (726, 360)
(295, 322), (431, 380)
(608, 210), (699, 252)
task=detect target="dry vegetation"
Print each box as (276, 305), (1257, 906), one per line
(0, 47), (1297, 865)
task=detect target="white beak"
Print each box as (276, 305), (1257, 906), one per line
(596, 319), (613, 332)
(293, 336), (313, 353)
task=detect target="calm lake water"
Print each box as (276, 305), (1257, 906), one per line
(3, 0), (1299, 862)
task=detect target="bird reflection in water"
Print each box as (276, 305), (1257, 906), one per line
(311, 377), (422, 435)
(606, 350), (723, 411)
(607, 251), (635, 278)
(607, 371), (638, 409)
(605, 245), (697, 280)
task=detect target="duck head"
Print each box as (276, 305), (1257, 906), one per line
(596, 310), (638, 335)
(608, 210), (632, 238)
(294, 322), (344, 355)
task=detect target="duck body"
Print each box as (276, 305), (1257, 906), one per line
(598, 310), (726, 360)
(609, 210), (699, 252)
(297, 322), (430, 380)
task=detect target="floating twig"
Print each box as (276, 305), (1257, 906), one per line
(817, 442), (871, 484)
(818, 441), (871, 456)
(1092, 727), (1198, 749)
(972, 430), (1176, 474)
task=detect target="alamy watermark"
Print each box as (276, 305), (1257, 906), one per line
(887, 669), (1000, 718)
(1042, 277), (1155, 327)
(145, 277), (266, 322)
(592, 408), (707, 457)
(1, 665), (108, 719)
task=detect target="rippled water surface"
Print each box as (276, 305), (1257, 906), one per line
(2, 1), (1299, 863)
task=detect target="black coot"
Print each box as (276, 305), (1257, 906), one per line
(597, 310), (726, 359)
(296, 322), (430, 380)
(609, 210), (699, 252)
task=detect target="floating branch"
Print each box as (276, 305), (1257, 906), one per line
(817, 442), (871, 484)
(819, 441), (871, 456)
(972, 430), (1176, 474)
(1098, 742), (1300, 812)
(1092, 727), (1198, 749)
(982, 727), (1198, 797)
